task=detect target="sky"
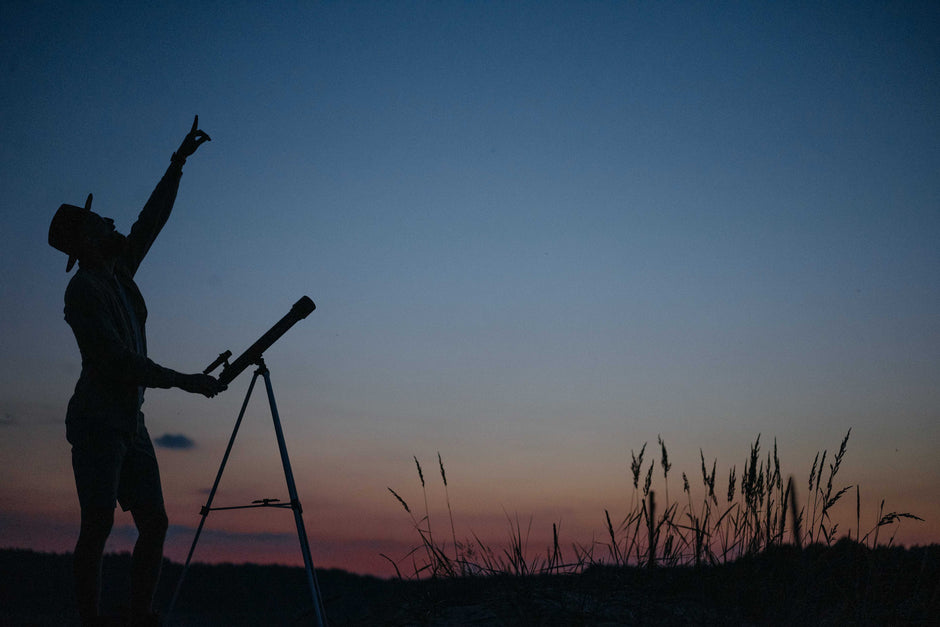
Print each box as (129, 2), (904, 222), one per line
(1, 1), (938, 578)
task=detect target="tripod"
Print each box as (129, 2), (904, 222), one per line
(166, 358), (327, 626)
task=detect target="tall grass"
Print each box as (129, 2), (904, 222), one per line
(386, 430), (923, 579)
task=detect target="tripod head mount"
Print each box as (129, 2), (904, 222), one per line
(205, 296), (316, 385)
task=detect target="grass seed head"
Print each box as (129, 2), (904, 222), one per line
(808, 452), (820, 492)
(643, 462), (654, 496)
(438, 452), (447, 486)
(414, 456), (425, 488)
(389, 487), (411, 514)
(631, 443), (647, 489)
(659, 434), (672, 477)
(727, 466), (737, 503)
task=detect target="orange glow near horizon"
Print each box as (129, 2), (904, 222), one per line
(4, 434), (937, 580)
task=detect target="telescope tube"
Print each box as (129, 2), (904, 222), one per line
(216, 296), (315, 385)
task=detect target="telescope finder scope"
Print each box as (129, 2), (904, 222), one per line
(209, 296), (316, 385)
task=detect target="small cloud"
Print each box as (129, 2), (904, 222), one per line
(154, 433), (196, 450)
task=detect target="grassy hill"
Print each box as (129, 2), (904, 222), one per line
(1, 541), (938, 625)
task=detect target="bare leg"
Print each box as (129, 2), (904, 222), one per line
(74, 507), (115, 626)
(129, 506), (169, 620)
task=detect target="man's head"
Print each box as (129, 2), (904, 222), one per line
(49, 195), (126, 271)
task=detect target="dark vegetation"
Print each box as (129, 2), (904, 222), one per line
(1, 543), (938, 625)
(2, 432), (937, 625)
(387, 432), (924, 577)
(0, 549), (390, 626)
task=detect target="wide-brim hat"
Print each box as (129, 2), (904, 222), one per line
(49, 193), (93, 272)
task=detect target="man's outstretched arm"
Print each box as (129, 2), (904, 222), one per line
(123, 116), (212, 277)
(65, 279), (225, 397)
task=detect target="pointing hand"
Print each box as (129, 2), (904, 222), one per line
(175, 115), (211, 161)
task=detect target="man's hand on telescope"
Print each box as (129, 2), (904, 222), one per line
(177, 373), (226, 398)
(173, 115), (211, 163)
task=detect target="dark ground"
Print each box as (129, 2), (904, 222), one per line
(2, 541), (938, 626)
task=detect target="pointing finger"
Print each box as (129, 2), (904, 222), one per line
(191, 115), (199, 133)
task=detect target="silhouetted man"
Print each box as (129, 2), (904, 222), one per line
(48, 116), (226, 627)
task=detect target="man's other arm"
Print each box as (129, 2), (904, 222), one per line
(65, 279), (223, 396)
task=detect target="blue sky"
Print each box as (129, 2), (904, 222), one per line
(1, 1), (938, 575)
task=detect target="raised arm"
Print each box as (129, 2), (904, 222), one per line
(122, 116), (212, 276)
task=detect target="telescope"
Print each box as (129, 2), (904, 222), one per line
(172, 294), (327, 626)
(205, 296), (315, 385)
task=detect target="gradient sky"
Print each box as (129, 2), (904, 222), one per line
(2, 1), (938, 577)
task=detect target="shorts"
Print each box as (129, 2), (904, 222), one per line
(71, 422), (165, 513)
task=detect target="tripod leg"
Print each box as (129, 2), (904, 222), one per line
(261, 365), (328, 627)
(165, 370), (261, 623)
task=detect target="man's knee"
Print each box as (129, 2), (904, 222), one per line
(133, 507), (168, 542)
(78, 507), (115, 547)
